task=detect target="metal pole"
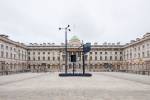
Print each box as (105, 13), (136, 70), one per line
(65, 29), (68, 74)
(82, 44), (85, 75)
(73, 62), (75, 75)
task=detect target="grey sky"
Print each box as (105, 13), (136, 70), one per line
(0, 0), (150, 44)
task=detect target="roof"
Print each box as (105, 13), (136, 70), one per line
(70, 35), (80, 41)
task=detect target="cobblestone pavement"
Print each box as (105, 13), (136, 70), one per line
(0, 72), (150, 100)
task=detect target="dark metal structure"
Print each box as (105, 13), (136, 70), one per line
(59, 25), (71, 74)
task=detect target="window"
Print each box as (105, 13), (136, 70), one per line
(43, 57), (45, 60)
(142, 52), (145, 57)
(48, 52), (50, 54)
(134, 48), (136, 51)
(28, 57), (30, 60)
(142, 45), (145, 49)
(90, 52), (92, 55)
(85, 55), (88, 61)
(134, 54), (136, 58)
(100, 52), (102, 54)
(1, 44), (4, 49)
(110, 56), (112, 60)
(95, 56), (97, 60)
(100, 56), (102, 60)
(1, 51), (4, 58)
(130, 53), (132, 58)
(10, 47), (12, 51)
(120, 56), (122, 61)
(95, 52), (97, 55)
(6, 46), (8, 50)
(115, 52), (117, 55)
(57, 57), (60, 61)
(105, 52), (107, 54)
(38, 57), (40, 60)
(138, 47), (140, 51)
(53, 57), (55, 61)
(33, 57), (35, 61)
(6, 52), (8, 58)
(105, 56), (107, 60)
(33, 52), (35, 55)
(90, 56), (92, 60)
(138, 53), (140, 58)
(38, 52), (40, 55)
(43, 52), (45, 54)
(10, 53), (12, 59)
(48, 57), (50, 60)
(147, 51), (150, 57)
(115, 56), (117, 60)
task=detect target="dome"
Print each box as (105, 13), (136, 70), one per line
(70, 35), (80, 41)
(69, 35), (81, 46)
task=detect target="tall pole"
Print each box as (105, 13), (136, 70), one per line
(59, 25), (71, 74)
(82, 45), (85, 75)
(65, 28), (68, 74)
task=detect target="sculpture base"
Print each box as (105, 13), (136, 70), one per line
(59, 73), (92, 77)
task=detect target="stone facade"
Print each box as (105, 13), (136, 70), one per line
(0, 35), (28, 75)
(0, 33), (150, 75)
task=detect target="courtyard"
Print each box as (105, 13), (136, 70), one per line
(0, 72), (150, 100)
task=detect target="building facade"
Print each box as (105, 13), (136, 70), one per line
(0, 33), (150, 75)
(0, 35), (28, 75)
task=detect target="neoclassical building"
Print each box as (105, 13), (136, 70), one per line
(0, 33), (150, 75)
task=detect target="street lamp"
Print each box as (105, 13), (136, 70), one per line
(59, 25), (71, 74)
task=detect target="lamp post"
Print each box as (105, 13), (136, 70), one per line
(59, 25), (71, 74)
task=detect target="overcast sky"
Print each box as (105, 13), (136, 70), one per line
(0, 0), (150, 44)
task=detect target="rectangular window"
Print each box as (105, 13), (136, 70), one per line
(85, 55), (88, 61)
(115, 56), (117, 60)
(105, 56), (107, 60)
(58, 57), (60, 61)
(110, 56), (112, 60)
(120, 56), (122, 61)
(33, 57), (35, 61)
(43, 57), (45, 60)
(38, 57), (40, 60)
(142, 52), (145, 57)
(6, 46), (8, 50)
(1, 51), (4, 58)
(95, 56), (97, 60)
(53, 57), (55, 61)
(48, 57), (50, 60)
(1, 44), (4, 49)
(6, 52), (8, 58)
(138, 53), (140, 58)
(147, 51), (150, 57)
(95, 52), (97, 55)
(90, 56), (92, 60)
(100, 56), (102, 60)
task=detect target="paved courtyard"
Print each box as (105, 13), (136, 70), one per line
(0, 72), (150, 100)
